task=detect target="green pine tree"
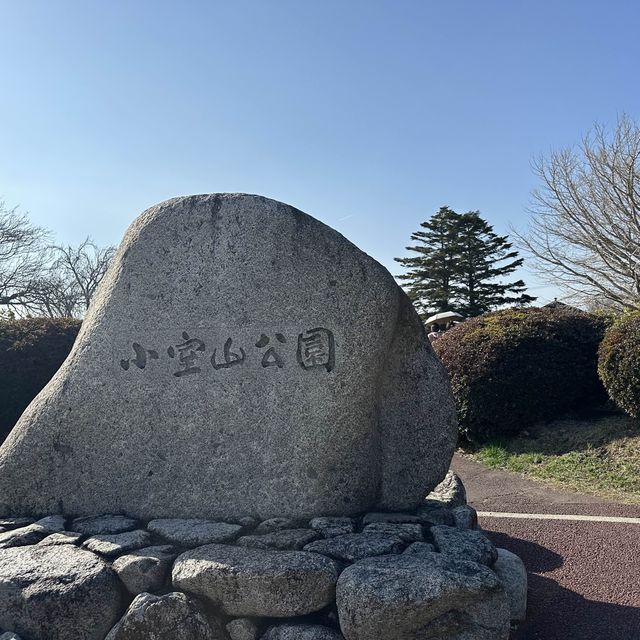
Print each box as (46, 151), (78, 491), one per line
(396, 207), (535, 317)
(452, 211), (536, 316)
(394, 206), (460, 317)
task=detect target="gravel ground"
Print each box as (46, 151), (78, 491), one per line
(451, 455), (640, 640)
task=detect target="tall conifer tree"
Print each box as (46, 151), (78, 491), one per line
(452, 211), (535, 316)
(396, 207), (535, 317)
(395, 206), (460, 317)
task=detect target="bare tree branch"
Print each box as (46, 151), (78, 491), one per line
(0, 202), (115, 318)
(27, 238), (116, 318)
(0, 201), (50, 311)
(514, 114), (640, 310)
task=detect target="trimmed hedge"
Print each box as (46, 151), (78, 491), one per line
(598, 312), (640, 418)
(0, 318), (81, 444)
(434, 307), (607, 444)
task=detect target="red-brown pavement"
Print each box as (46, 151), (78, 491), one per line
(451, 454), (640, 640)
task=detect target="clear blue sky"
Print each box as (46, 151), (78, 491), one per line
(2, 1), (638, 304)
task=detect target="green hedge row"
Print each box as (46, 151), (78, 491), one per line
(0, 318), (81, 444)
(434, 307), (607, 444)
(598, 312), (640, 418)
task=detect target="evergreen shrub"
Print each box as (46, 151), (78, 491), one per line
(598, 312), (640, 418)
(0, 318), (81, 444)
(434, 307), (607, 444)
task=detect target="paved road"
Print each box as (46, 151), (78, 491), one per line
(451, 455), (640, 640)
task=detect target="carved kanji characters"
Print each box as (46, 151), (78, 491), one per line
(212, 337), (246, 370)
(167, 331), (205, 377)
(297, 328), (335, 372)
(255, 333), (287, 368)
(120, 343), (159, 371)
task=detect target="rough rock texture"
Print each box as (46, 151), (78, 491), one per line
(362, 522), (424, 542)
(261, 624), (344, 639)
(336, 553), (510, 640)
(309, 517), (355, 538)
(254, 518), (299, 534)
(425, 470), (467, 507)
(35, 515), (66, 532)
(452, 505), (478, 530)
(0, 194), (457, 520)
(105, 592), (223, 639)
(303, 533), (405, 563)
(82, 530), (151, 558)
(0, 524), (48, 549)
(226, 618), (260, 640)
(415, 503), (456, 526)
(72, 515), (138, 536)
(403, 541), (435, 555)
(0, 516), (66, 548)
(0, 633), (22, 640)
(172, 543), (338, 617)
(361, 512), (422, 525)
(147, 519), (242, 546)
(431, 526), (498, 567)
(0, 544), (124, 640)
(38, 531), (82, 546)
(0, 518), (32, 531)
(237, 528), (320, 551)
(493, 548), (528, 622)
(112, 545), (178, 595)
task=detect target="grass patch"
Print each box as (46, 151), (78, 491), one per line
(469, 410), (640, 503)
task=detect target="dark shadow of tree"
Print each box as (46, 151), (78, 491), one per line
(486, 531), (640, 640)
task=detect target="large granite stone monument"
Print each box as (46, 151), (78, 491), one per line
(0, 194), (457, 521)
(0, 195), (526, 639)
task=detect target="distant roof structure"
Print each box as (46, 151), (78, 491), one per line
(543, 298), (581, 312)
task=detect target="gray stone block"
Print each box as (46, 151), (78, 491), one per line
(0, 194), (457, 521)
(336, 553), (510, 640)
(303, 533), (405, 563)
(452, 504), (478, 530)
(361, 512), (423, 525)
(236, 528), (320, 551)
(147, 519), (242, 546)
(112, 545), (178, 595)
(362, 522), (424, 542)
(82, 530), (151, 558)
(38, 532), (82, 546)
(493, 548), (528, 622)
(261, 624), (344, 639)
(255, 518), (300, 534)
(0, 545), (124, 640)
(402, 541), (435, 555)
(226, 618), (261, 640)
(172, 543), (338, 617)
(0, 524), (47, 549)
(105, 592), (223, 639)
(425, 470), (467, 507)
(309, 517), (355, 538)
(72, 515), (138, 536)
(431, 525), (498, 566)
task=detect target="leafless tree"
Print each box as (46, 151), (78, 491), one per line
(27, 238), (116, 318)
(515, 114), (640, 310)
(49, 238), (115, 313)
(0, 202), (115, 318)
(25, 274), (83, 318)
(0, 201), (50, 311)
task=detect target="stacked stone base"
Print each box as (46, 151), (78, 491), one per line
(0, 474), (526, 640)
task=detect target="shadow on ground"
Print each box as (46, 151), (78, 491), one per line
(487, 531), (640, 640)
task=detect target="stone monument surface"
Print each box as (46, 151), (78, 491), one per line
(0, 194), (457, 520)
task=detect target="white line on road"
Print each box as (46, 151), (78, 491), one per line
(477, 511), (640, 524)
